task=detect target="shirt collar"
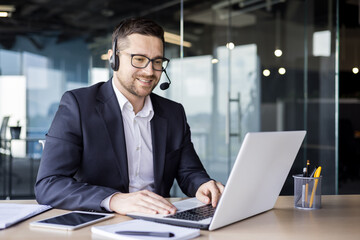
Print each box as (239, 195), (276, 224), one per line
(112, 78), (154, 120)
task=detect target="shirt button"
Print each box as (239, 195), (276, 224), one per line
(136, 147), (140, 151)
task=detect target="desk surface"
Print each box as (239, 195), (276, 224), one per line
(1, 195), (359, 240)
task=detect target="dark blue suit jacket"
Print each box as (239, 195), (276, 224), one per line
(35, 79), (211, 212)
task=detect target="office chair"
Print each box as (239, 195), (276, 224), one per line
(0, 116), (10, 152)
(0, 116), (35, 198)
(0, 116), (10, 198)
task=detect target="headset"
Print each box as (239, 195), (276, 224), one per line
(109, 39), (119, 71)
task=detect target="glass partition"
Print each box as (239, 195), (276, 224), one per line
(162, 0), (338, 195)
(1, 0), (356, 198)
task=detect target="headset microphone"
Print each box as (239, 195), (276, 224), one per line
(160, 70), (171, 90)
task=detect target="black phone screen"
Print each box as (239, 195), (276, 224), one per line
(39, 212), (106, 226)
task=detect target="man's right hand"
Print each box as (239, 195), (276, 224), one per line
(109, 190), (177, 215)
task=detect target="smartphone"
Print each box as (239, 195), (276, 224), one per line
(30, 211), (114, 230)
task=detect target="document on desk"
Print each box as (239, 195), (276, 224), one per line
(0, 203), (52, 229)
(91, 219), (200, 240)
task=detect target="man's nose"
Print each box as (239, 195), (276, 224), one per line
(143, 61), (155, 74)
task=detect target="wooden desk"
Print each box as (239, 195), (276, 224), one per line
(1, 195), (359, 240)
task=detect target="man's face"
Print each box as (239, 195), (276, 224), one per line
(113, 33), (163, 100)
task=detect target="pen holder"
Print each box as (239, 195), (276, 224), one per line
(293, 174), (322, 210)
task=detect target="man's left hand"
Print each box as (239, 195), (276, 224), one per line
(195, 180), (224, 207)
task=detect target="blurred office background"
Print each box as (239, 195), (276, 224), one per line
(0, 0), (359, 199)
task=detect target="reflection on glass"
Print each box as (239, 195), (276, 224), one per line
(313, 30), (331, 57)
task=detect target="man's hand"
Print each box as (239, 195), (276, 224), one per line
(109, 190), (177, 215)
(196, 180), (224, 207)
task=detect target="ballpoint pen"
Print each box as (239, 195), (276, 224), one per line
(300, 167), (307, 207)
(304, 161), (310, 206)
(116, 231), (175, 238)
(302, 185), (306, 208)
(310, 167), (317, 178)
(299, 167), (308, 207)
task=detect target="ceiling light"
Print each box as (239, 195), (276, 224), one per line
(263, 69), (270, 77)
(274, 49), (282, 57)
(353, 67), (359, 74)
(0, 5), (15, 17)
(278, 67), (286, 75)
(0, 11), (9, 17)
(211, 58), (219, 64)
(226, 42), (235, 50)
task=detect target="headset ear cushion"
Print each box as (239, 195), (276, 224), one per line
(109, 40), (119, 71)
(110, 53), (119, 71)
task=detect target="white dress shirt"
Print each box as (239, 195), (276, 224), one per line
(101, 79), (155, 211)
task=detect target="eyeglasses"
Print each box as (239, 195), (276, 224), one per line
(119, 51), (170, 71)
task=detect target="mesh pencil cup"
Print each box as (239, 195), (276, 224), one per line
(293, 174), (322, 209)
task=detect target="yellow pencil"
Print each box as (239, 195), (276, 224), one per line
(309, 166), (322, 208)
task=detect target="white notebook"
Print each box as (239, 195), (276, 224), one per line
(91, 219), (200, 240)
(0, 203), (52, 229)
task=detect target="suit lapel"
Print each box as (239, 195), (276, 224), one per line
(95, 79), (129, 192)
(151, 95), (168, 194)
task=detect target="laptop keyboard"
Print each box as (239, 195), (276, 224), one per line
(165, 204), (216, 221)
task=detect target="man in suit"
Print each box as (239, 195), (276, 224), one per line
(35, 18), (224, 215)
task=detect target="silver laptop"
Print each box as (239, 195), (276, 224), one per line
(128, 131), (306, 230)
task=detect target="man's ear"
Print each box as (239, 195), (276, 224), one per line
(108, 49), (113, 61)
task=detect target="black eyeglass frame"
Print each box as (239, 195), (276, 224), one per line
(118, 51), (170, 71)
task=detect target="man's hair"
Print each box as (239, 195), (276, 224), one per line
(112, 17), (165, 52)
